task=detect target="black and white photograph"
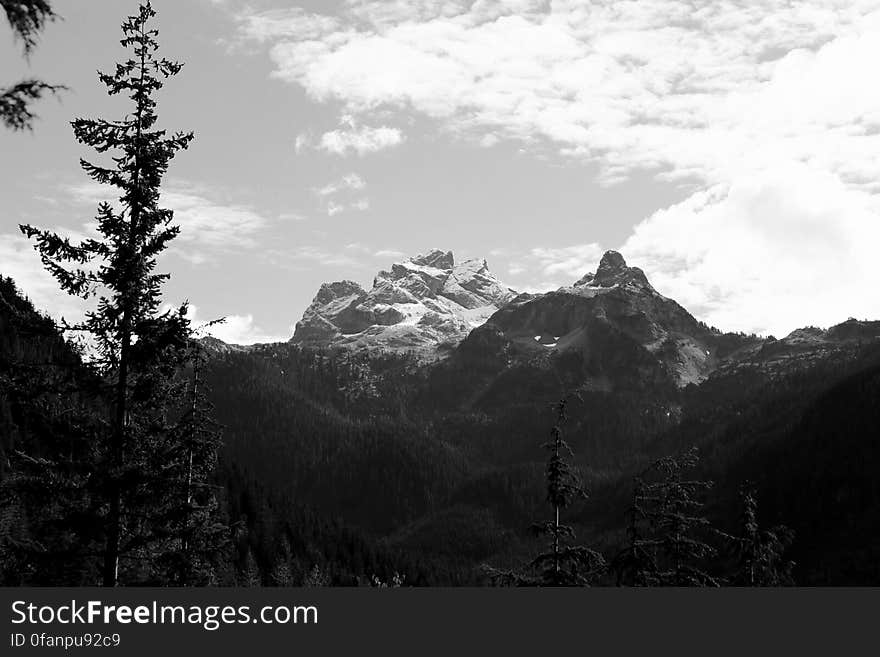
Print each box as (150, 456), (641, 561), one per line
(3, 0), (880, 605)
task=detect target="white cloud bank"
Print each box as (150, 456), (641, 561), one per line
(185, 305), (289, 345)
(237, 0), (880, 335)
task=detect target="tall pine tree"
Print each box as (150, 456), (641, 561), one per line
(19, 1), (225, 586)
(528, 397), (605, 585)
(485, 396), (605, 586)
(729, 485), (794, 586)
(613, 448), (719, 586)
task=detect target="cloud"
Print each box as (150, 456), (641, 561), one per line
(296, 115), (405, 156)
(234, 7), (341, 43)
(314, 173), (370, 216)
(234, 0), (880, 335)
(0, 233), (85, 322)
(315, 173), (367, 196)
(527, 243), (605, 280)
(243, 1), (880, 185)
(622, 163), (880, 336)
(324, 197), (369, 216)
(506, 243), (605, 291)
(319, 124), (404, 156)
(265, 245), (364, 269)
(374, 248), (405, 259)
(512, 162), (880, 335)
(162, 188), (269, 260)
(0, 234), (288, 346)
(279, 211), (307, 222)
(294, 133), (312, 153)
(65, 181), (270, 263)
(1, 175), (273, 325)
(183, 304), (289, 345)
(343, 245), (406, 260)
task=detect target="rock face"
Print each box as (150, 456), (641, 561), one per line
(291, 249), (518, 355)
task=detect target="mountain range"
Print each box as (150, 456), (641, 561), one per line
(287, 248), (880, 390)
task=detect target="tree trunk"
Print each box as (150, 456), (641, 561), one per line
(102, 25), (147, 587)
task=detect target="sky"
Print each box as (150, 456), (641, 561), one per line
(3, 0), (880, 342)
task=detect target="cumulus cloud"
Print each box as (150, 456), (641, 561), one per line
(622, 163), (880, 335)
(297, 115), (405, 156)
(243, 0), (880, 186)
(184, 304), (289, 345)
(319, 124), (404, 156)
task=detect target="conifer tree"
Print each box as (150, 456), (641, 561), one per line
(19, 2), (225, 586)
(268, 534), (295, 586)
(729, 485), (794, 586)
(1, 0), (65, 130)
(528, 397), (605, 585)
(485, 396), (605, 586)
(240, 548), (262, 587)
(613, 448), (719, 586)
(611, 474), (658, 586)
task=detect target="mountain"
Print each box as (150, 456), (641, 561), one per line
(291, 249), (518, 355)
(446, 250), (742, 393)
(290, 247), (880, 390)
(198, 335), (253, 355)
(418, 250), (880, 420)
(712, 318), (880, 379)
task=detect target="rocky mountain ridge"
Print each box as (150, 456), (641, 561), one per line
(291, 249), (518, 355)
(284, 248), (880, 391)
(468, 249), (721, 387)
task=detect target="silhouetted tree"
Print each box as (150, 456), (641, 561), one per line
(19, 2), (224, 586)
(528, 397), (605, 585)
(485, 396), (605, 586)
(1, 0), (65, 130)
(240, 548), (262, 587)
(613, 448), (719, 586)
(612, 474), (658, 586)
(729, 485), (795, 586)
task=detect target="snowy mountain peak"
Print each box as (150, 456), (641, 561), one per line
(410, 249), (455, 270)
(292, 250), (518, 355)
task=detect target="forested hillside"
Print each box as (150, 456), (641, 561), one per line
(200, 330), (880, 585)
(4, 269), (880, 584)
